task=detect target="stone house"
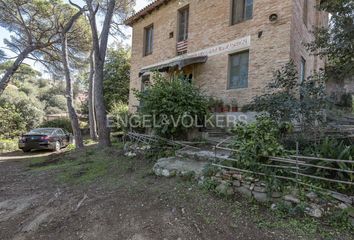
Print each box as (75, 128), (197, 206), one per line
(125, 0), (328, 111)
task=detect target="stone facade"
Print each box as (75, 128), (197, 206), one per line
(126, 0), (328, 111)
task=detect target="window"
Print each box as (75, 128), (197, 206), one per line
(303, 0), (308, 26)
(178, 6), (189, 42)
(300, 57), (306, 83)
(144, 25), (153, 56)
(231, 0), (253, 25)
(228, 51), (249, 89)
(141, 74), (151, 92)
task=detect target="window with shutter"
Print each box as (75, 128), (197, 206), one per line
(231, 0), (253, 25)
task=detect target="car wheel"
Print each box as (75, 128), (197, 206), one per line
(22, 148), (31, 153)
(54, 141), (61, 152)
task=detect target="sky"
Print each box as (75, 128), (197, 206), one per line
(0, 0), (149, 73)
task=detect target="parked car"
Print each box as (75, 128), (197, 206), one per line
(19, 128), (71, 152)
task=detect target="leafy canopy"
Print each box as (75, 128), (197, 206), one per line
(306, 0), (354, 79)
(103, 47), (131, 109)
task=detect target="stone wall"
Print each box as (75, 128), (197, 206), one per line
(212, 170), (354, 221)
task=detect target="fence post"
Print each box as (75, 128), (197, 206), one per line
(296, 141), (299, 188)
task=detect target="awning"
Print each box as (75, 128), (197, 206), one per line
(139, 55), (208, 77)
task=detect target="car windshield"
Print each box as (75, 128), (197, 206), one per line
(27, 129), (55, 135)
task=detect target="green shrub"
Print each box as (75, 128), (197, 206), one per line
(248, 62), (327, 131)
(230, 116), (288, 169)
(0, 139), (18, 153)
(108, 101), (129, 132)
(0, 103), (26, 138)
(0, 85), (45, 136)
(40, 118), (72, 133)
(134, 73), (209, 138)
(302, 137), (354, 192)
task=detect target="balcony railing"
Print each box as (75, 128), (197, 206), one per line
(176, 40), (188, 55)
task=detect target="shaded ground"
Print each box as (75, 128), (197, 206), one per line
(0, 146), (352, 240)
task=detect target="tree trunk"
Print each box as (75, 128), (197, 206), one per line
(61, 33), (84, 149)
(88, 50), (98, 140)
(0, 47), (33, 95)
(93, 59), (111, 146)
(86, 0), (116, 147)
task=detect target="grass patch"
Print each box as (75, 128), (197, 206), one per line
(29, 144), (142, 185)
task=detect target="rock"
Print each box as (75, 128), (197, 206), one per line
(271, 192), (282, 198)
(306, 192), (318, 202)
(348, 208), (354, 218)
(253, 186), (267, 193)
(160, 169), (176, 177)
(283, 195), (300, 204)
(271, 203), (277, 210)
(232, 173), (242, 180)
(282, 200), (292, 207)
(215, 183), (234, 196)
(252, 191), (269, 202)
(305, 204), (323, 218)
(245, 177), (255, 182)
(330, 192), (352, 205)
(337, 203), (349, 210)
(235, 186), (252, 198)
(222, 173), (232, 180)
(250, 183), (255, 191)
(124, 151), (137, 157)
(232, 180), (241, 187)
(153, 157), (208, 178)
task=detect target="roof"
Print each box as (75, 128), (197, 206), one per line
(124, 0), (171, 26)
(139, 56), (208, 76)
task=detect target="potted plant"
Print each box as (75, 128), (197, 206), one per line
(215, 99), (223, 112)
(222, 102), (230, 112)
(231, 98), (238, 112)
(207, 97), (217, 112)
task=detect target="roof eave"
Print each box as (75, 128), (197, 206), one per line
(124, 0), (171, 27)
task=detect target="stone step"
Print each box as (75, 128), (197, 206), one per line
(176, 147), (231, 162)
(153, 157), (208, 177)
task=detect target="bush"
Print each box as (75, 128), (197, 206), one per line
(135, 73), (209, 138)
(40, 118), (72, 133)
(248, 62), (327, 131)
(230, 116), (289, 171)
(0, 103), (26, 138)
(108, 101), (129, 132)
(0, 139), (18, 153)
(0, 85), (45, 137)
(302, 137), (354, 192)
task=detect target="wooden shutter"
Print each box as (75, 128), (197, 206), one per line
(303, 0), (308, 26)
(232, 0), (245, 24)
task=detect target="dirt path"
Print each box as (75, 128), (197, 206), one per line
(0, 150), (349, 240)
